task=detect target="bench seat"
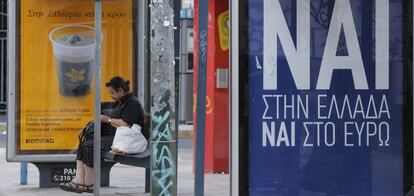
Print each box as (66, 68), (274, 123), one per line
(103, 145), (151, 168)
(102, 145), (151, 193)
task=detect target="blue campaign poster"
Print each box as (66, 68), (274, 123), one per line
(248, 0), (404, 195)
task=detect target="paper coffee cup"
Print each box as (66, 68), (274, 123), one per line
(49, 25), (96, 97)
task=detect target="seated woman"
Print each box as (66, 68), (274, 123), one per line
(60, 76), (144, 193)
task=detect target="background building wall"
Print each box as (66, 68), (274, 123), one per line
(0, 0), (7, 113)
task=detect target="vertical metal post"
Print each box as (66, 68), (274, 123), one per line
(138, 0), (148, 105)
(150, 0), (177, 195)
(195, 0), (208, 194)
(411, 0), (414, 195)
(93, 0), (102, 195)
(173, 0), (181, 190)
(407, 0), (414, 195)
(6, 0), (16, 161)
(230, 0), (239, 195)
(20, 162), (28, 185)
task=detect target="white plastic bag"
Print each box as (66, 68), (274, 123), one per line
(111, 124), (148, 154)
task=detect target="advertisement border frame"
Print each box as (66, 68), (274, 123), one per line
(6, 0), (138, 162)
(7, 0), (81, 162)
(246, 0), (410, 195)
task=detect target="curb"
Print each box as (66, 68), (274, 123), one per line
(178, 130), (193, 139)
(0, 123), (5, 132)
(178, 124), (193, 139)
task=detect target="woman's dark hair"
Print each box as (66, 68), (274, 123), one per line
(105, 76), (130, 92)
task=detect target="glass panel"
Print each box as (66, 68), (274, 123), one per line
(18, 0), (95, 155)
(101, 0), (136, 100)
(248, 0), (405, 195)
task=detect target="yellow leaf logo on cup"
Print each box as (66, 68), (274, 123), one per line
(65, 68), (86, 83)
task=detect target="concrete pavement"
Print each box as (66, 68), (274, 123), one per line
(0, 138), (230, 196)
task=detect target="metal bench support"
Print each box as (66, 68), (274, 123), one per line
(34, 162), (115, 188)
(103, 151), (151, 193)
(145, 168), (150, 193)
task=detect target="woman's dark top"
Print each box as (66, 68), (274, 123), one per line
(77, 93), (144, 168)
(103, 93), (144, 137)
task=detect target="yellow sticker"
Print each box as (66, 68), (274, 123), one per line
(218, 10), (229, 51)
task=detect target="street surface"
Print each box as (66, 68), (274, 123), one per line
(0, 116), (229, 196)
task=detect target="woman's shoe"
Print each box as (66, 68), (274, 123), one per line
(59, 181), (84, 194)
(83, 184), (94, 193)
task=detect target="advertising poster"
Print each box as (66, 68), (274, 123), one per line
(249, 0), (404, 195)
(18, 0), (135, 153)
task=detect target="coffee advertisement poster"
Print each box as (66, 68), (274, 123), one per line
(19, 0), (135, 152)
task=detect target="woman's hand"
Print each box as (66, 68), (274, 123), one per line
(101, 114), (130, 128)
(100, 115), (111, 124)
(108, 118), (130, 128)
